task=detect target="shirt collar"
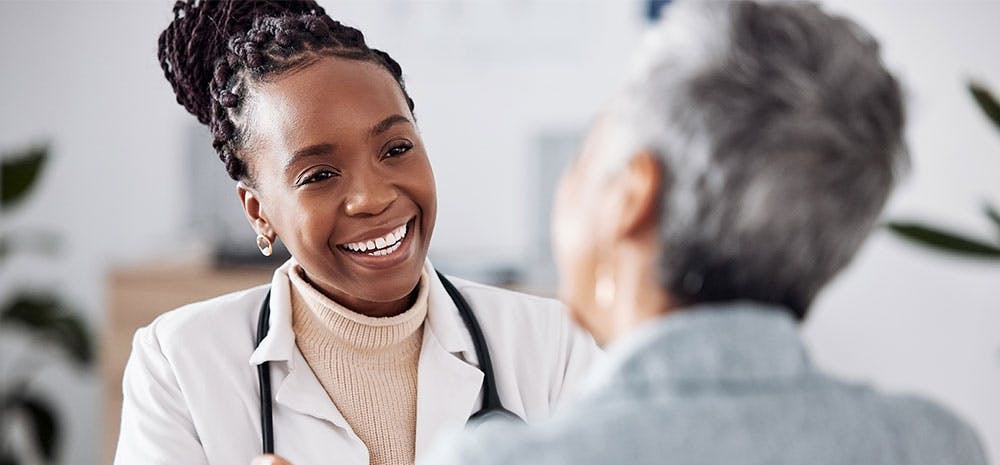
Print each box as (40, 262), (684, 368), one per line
(582, 301), (813, 395)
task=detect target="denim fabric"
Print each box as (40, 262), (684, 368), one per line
(422, 302), (989, 465)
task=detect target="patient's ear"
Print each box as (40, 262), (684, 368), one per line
(612, 150), (663, 240)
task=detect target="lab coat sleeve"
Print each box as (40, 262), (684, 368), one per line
(547, 301), (602, 408)
(114, 324), (210, 465)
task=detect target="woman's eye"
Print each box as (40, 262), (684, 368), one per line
(299, 170), (336, 186)
(384, 142), (413, 159)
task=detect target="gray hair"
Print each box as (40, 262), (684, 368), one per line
(603, 1), (906, 318)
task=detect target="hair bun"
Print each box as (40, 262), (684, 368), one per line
(157, 0), (327, 125)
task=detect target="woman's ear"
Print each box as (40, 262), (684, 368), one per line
(237, 182), (274, 240)
(612, 150), (663, 240)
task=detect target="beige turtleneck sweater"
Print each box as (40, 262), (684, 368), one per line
(288, 265), (428, 465)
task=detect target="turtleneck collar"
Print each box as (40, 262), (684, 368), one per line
(288, 264), (429, 352)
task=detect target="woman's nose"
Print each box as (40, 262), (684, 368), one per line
(343, 172), (398, 217)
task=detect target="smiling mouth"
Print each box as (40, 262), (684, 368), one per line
(338, 222), (409, 257)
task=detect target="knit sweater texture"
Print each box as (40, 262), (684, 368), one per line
(289, 266), (428, 465)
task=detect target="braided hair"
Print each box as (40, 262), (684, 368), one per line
(158, 0), (415, 182)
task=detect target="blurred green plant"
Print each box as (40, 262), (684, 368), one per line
(887, 82), (1000, 259)
(1, 146), (46, 210)
(0, 144), (94, 465)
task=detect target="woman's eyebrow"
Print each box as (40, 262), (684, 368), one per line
(284, 143), (335, 176)
(369, 114), (413, 138)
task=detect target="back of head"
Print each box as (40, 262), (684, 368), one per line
(608, 1), (906, 319)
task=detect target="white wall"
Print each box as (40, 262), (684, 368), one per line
(1, 3), (188, 464)
(339, 2), (644, 265)
(0, 1), (997, 464)
(803, 1), (1000, 461)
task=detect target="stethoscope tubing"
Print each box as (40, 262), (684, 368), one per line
(253, 270), (519, 455)
(256, 290), (275, 454)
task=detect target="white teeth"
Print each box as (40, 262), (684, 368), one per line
(369, 241), (402, 256)
(341, 222), (409, 255)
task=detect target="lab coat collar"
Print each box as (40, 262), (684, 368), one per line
(246, 258), (485, 446)
(248, 259), (298, 366)
(414, 260), (484, 456)
(422, 260), (477, 359)
(247, 260), (353, 429)
(249, 258), (477, 366)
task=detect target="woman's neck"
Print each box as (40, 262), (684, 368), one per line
(298, 270), (419, 318)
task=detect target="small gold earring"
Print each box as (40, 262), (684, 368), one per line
(256, 234), (273, 257)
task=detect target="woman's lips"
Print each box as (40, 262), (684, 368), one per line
(335, 218), (416, 269)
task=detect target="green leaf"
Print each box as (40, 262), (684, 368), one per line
(0, 144), (48, 209)
(887, 222), (1000, 258)
(986, 203), (1000, 234)
(969, 82), (1000, 132)
(0, 294), (94, 366)
(1, 392), (59, 460)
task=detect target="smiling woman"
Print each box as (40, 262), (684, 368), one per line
(113, 2), (600, 465)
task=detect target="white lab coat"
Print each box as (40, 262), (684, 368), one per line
(114, 259), (600, 465)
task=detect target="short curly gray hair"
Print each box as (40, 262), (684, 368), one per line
(603, 1), (907, 319)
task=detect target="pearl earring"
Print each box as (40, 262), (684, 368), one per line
(256, 234), (273, 257)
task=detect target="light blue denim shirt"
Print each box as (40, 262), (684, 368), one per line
(421, 302), (989, 465)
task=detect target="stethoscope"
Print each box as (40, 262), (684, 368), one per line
(254, 270), (522, 454)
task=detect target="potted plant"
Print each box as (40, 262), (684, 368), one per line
(1, 144), (94, 465)
(888, 82), (1000, 258)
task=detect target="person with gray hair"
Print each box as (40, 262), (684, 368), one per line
(418, 1), (989, 464)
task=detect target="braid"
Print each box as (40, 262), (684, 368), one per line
(158, 0), (415, 181)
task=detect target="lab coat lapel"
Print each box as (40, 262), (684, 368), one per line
(414, 262), (485, 457)
(249, 260), (486, 451)
(273, 350), (352, 429)
(248, 260), (352, 430)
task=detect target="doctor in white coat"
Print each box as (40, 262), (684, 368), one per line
(115, 260), (596, 465)
(116, 1), (599, 464)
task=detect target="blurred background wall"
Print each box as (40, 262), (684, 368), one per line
(0, 1), (997, 464)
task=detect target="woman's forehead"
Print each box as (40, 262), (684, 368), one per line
(251, 57), (411, 144)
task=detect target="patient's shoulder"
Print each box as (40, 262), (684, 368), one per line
(872, 392), (988, 464)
